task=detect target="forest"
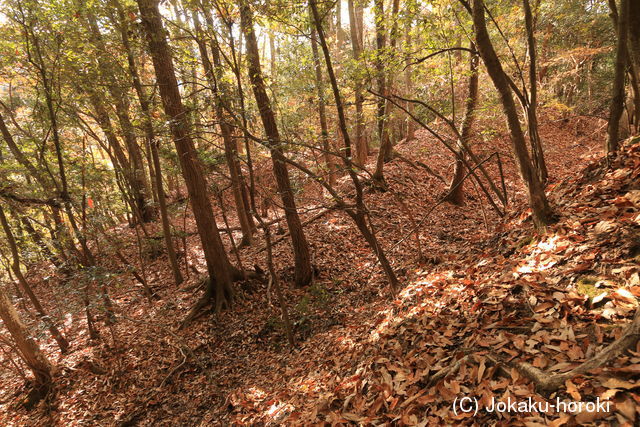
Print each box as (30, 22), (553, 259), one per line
(0, 0), (639, 424)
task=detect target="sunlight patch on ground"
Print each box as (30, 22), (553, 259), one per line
(369, 270), (467, 343)
(266, 401), (293, 421)
(326, 221), (349, 231)
(516, 233), (567, 274)
(336, 335), (356, 351)
(230, 385), (296, 423)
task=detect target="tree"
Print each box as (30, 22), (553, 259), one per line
(522, 0), (548, 183)
(627, 1), (640, 133)
(403, 16), (416, 141)
(445, 43), (479, 205)
(374, 0), (386, 146)
(240, 1), (313, 287)
(310, 0), (399, 291)
(0, 281), (53, 398)
(607, 0), (630, 152)
(470, 0), (552, 229)
(373, 0), (400, 187)
(82, 8), (154, 223)
(347, 0), (367, 166)
(16, 7), (96, 265)
(0, 205), (69, 353)
(114, 0), (183, 285)
(310, 7), (337, 187)
(136, 0), (235, 311)
(0, 110), (76, 265)
(192, 8), (254, 247)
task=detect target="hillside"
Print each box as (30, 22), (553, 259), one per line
(4, 113), (640, 425)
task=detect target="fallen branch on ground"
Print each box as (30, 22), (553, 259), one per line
(423, 308), (640, 395)
(508, 307), (640, 393)
(424, 355), (471, 388)
(394, 153), (447, 184)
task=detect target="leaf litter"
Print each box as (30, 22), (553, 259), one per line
(2, 112), (640, 425)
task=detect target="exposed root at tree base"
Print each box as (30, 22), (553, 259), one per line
(424, 308), (640, 397)
(366, 176), (388, 192)
(23, 381), (51, 410)
(509, 307), (640, 394)
(178, 270), (261, 329)
(424, 355), (471, 388)
(179, 287), (213, 330)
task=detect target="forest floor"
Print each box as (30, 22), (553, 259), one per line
(2, 109), (640, 426)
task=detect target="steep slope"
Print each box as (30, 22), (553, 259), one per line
(220, 138), (640, 425)
(3, 113), (636, 426)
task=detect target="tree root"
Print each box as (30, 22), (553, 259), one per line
(178, 286), (213, 330)
(424, 355), (471, 388)
(368, 176), (388, 192)
(422, 308), (640, 396)
(496, 307), (640, 394)
(160, 343), (188, 387)
(23, 380), (51, 410)
(179, 267), (264, 329)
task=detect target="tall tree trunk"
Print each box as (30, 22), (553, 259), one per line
(85, 89), (150, 228)
(269, 30), (277, 79)
(0, 112), (77, 264)
(31, 35), (95, 266)
(19, 215), (59, 267)
(222, 16), (257, 229)
(240, 2), (313, 287)
(0, 112), (50, 190)
(194, 11), (254, 247)
(84, 11), (154, 223)
(0, 206), (69, 353)
(348, 0), (367, 166)
(115, 1), (183, 285)
(19, 26), (92, 265)
(404, 19), (416, 141)
(472, 0), (552, 229)
(0, 282), (52, 393)
(607, 0), (630, 152)
(310, 0), (399, 291)
(374, 0), (386, 145)
(629, 1), (640, 70)
(523, 0), (548, 183)
(445, 43), (479, 205)
(114, 94), (154, 222)
(310, 9), (337, 187)
(137, 0), (234, 311)
(373, 0), (400, 186)
(629, 0), (640, 131)
(336, 0), (345, 46)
